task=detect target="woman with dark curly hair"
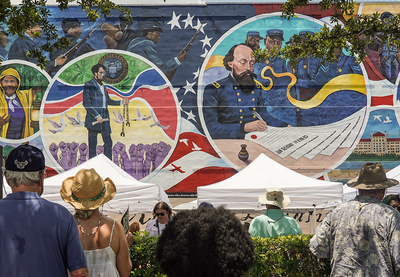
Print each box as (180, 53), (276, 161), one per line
(145, 201), (173, 237)
(156, 206), (254, 277)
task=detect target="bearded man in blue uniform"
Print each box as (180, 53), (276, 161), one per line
(202, 44), (288, 139)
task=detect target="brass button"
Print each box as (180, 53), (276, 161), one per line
(239, 109), (242, 112)
(239, 121), (242, 123)
(238, 99), (241, 102)
(253, 115), (256, 118)
(253, 107), (256, 110)
(252, 91), (254, 94)
(240, 116), (243, 119)
(252, 98), (255, 101)
(237, 93), (240, 96)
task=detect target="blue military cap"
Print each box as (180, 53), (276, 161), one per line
(266, 29), (284, 41)
(0, 26), (8, 36)
(140, 20), (163, 33)
(62, 18), (84, 29)
(61, 18), (84, 33)
(299, 31), (314, 39)
(247, 31), (263, 39)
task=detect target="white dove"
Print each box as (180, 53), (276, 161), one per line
(131, 105), (151, 121)
(47, 115), (66, 134)
(112, 109), (126, 124)
(149, 108), (170, 130)
(382, 116), (392, 123)
(65, 111), (84, 127)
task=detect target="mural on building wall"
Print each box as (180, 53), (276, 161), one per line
(0, 3), (399, 195)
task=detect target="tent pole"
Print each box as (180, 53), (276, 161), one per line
(313, 205), (317, 234)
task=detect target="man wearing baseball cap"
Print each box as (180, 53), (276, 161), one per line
(0, 145), (88, 276)
(310, 162), (400, 276)
(248, 187), (302, 238)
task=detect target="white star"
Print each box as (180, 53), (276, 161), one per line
(183, 80), (196, 95)
(193, 68), (200, 80)
(185, 110), (197, 122)
(171, 86), (180, 95)
(200, 48), (208, 58)
(200, 35), (212, 49)
(178, 99), (184, 112)
(167, 11), (181, 30)
(181, 13), (194, 29)
(194, 18), (207, 34)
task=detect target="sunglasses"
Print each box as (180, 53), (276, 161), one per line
(156, 212), (165, 217)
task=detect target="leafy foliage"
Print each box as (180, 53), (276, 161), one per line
(244, 235), (330, 277)
(254, 0), (400, 67)
(1, 0), (132, 68)
(129, 233), (330, 277)
(130, 231), (166, 277)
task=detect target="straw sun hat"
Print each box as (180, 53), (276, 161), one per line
(60, 168), (116, 210)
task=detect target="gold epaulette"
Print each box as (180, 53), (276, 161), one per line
(212, 81), (220, 88)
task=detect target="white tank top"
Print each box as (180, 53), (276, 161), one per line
(84, 221), (120, 277)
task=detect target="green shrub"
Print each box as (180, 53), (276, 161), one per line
(129, 233), (330, 277)
(129, 231), (166, 277)
(244, 235), (330, 277)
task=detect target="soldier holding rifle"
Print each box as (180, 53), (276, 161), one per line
(127, 20), (187, 78)
(47, 18), (95, 75)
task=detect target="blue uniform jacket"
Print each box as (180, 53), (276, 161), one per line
(127, 37), (178, 74)
(202, 74), (288, 139)
(0, 45), (8, 61)
(295, 56), (321, 89)
(315, 53), (362, 84)
(254, 57), (287, 89)
(8, 34), (38, 63)
(83, 78), (121, 133)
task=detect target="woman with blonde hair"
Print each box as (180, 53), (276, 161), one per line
(61, 168), (133, 277)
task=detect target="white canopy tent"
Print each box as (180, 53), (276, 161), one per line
(3, 154), (170, 214)
(175, 153), (343, 211)
(343, 164), (400, 201)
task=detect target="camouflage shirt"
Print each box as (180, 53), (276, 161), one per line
(310, 194), (400, 277)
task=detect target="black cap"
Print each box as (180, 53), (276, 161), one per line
(140, 20), (163, 33)
(61, 18), (84, 33)
(6, 145), (45, 172)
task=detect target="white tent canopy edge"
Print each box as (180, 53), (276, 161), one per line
(4, 154), (170, 214)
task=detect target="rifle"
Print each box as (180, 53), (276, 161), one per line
(165, 29), (201, 81)
(61, 23), (102, 59)
(46, 23), (101, 75)
(181, 28), (201, 54)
